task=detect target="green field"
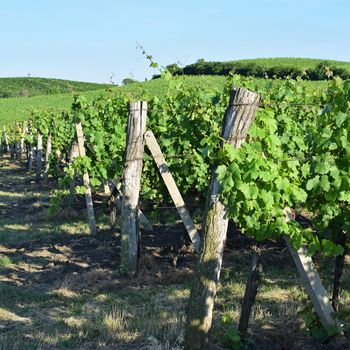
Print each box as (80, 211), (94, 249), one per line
(0, 75), (328, 125)
(225, 57), (350, 71)
(0, 76), (227, 124)
(0, 77), (111, 98)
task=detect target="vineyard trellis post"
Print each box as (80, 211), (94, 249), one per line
(36, 131), (43, 181)
(144, 130), (201, 253)
(43, 130), (52, 183)
(75, 122), (97, 235)
(184, 86), (260, 349)
(238, 245), (262, 337)
(108, 180), (153, 231)
(20, 121), (26, 158)
(285, 238), (336, 327)
(283, 207), (336, 327)
(3, 127), (10, 153)
(120, 101), (147, 276)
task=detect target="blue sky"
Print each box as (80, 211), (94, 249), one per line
(0, 0), (349, 83)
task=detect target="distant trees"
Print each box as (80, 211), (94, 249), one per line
(122, 78), (138, 85)
(158, 60), (350, 81)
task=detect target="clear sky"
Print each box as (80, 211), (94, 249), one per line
(0, 0), (349, 84)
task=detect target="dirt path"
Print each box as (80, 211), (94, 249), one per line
(0, 155), (349, 350)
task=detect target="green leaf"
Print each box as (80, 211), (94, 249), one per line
(306, 176), (320, 191)
(320, 175), (330, 192)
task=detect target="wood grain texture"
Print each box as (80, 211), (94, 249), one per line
(120, 101), (147, 276)
(185, 87), (259, 349)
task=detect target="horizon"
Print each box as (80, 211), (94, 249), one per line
(1, 56), (350, 84)
(1, 0), (349, 84)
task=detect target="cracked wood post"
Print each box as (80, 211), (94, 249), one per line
(43, 131), (52, 183)
(76, 122), (97, 235)
(184, 87), (259, 350)
(120, 101), (147, 276)
(144, 130), (200, 253)
(36, 131), (43, 181)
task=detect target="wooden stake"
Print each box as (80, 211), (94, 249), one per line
(120, 101), (147, 276)
(185, 87), (259, 349)
(76, 122), (96, 235)
(108, 180), (153, 231)
(238, 246), (262, 337)
(283, 208), (336, 327)
(285, 238), (336, 327)
(43, 131), (52, 183)
(36, 132), (43, 181)
(145, 130), (200, 253)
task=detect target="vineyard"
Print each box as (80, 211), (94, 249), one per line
(0, 73), (350, 349)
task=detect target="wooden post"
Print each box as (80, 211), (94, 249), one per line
(285, 238), (336, 327)
(145, 130), (200, 253)
(76, 122), (97, 235)
(36, 132), (43, 181)
(238, 246), (262, 338)
(43, 131), (52, 183)
(108, 180), (153, 231)
(332, 232), (347, 311)
(67, 141), (80, 204)
(3, 128), (10, 154)
(120, 101), (147, 276)
(184, 87), (259, 349)
(283, 208), (336, 327)
(28, 142), (34, 171)
(20, 122), (26, 158)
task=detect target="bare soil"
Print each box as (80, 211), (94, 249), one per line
(0, 155), (349, 350)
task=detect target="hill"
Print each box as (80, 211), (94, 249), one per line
(0, 76), (227, 125)
(0, 69), (329, 125)
(165, 57), (350, 80)
(0, 77), (112, 98)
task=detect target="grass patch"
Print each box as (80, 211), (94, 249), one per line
(0, 255), (12, 267)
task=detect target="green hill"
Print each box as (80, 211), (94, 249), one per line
(165, 57), (350, 80)
(0, 59), (335, 125)
(0, 76), (228, 125)
(0, 77), (112, 98)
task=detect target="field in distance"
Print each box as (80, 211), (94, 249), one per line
(2, 55), (348, 125)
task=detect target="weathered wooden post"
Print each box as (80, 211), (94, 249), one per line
(67, 141), (79, 205)
(120, 101), (147, 276)
(28, 141), (34, 171)
(184, 87), (259, 349)
(76, 122), (97, 235)
(283, 208), (336, 328)
(36, 131), (43, 181)
(3, 127), (10, 154)
(20, 121), (26, 158)
(43, 131), (52, 183)
(144, 130), (201, 252)
(238, 246), (262, 337)
(285, 237), (336, 327)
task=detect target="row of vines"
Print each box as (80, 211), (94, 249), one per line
(1, 74), (349, 347)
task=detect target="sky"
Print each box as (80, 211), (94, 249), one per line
(0, 0), (349, 84)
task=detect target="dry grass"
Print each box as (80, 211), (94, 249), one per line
(0, 157), (349, 349)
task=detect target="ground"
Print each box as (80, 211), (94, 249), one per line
(0, 155), (349, 350)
